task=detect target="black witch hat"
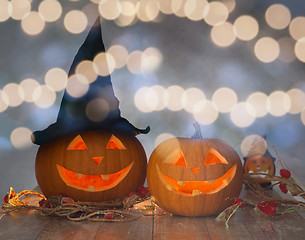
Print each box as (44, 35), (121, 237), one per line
(32, 17), (149, 145)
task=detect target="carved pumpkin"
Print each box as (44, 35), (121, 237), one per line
(243, 154), (275, 186)
(35, 130), (147, 202)
(147, 128), (243, 216)
(243, 135), (276, 188)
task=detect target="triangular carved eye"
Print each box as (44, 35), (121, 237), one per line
(164, 149), (187, 167)
(204, 148), (228, 165)
(106, 135), (126, 150)
(67, 135), (88, 150)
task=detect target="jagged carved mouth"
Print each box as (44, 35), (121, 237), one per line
(248, 169), (270, 178)
(57, 162), (133, 192)
(157, 164), (237, 195)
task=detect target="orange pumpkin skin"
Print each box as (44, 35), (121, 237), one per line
(35, 130), (147, 202)
(147, 137), (243, 217)
(243, 155), (275, 184)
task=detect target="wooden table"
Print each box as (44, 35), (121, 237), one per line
(1, 187), (305, 240)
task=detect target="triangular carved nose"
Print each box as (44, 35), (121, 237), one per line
(191, 167), (200, 175)
(92, 157), (104, 165)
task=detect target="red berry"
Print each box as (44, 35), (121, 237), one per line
(257, 201), (277, 216)
(3, 193), (9, 204)
(137, 186), (149, 198)
(279, 183), (288, 194)
(61, 197), (75, 205)
(39, 199), (52, 208)
(233, 197), (244, 208)
(104, 213), (114, 219)
(280, 169), (291, 179)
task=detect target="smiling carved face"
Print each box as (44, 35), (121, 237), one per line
(244, 155), (275, 183)
(147, 137), (243, 216)
(35, 130), (147, 202)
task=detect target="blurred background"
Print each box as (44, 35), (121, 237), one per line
(0, 0), (305, 198)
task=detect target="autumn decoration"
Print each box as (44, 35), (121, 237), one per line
(147, 122), (244, 216)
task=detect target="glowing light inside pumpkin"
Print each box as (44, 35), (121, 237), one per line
(106, 134), (126, 149)
(204, 148), (229, 165)
(164, 149), (187, 167)
(67, 135), (87, 150)
(57, 162), (133, 192)
(92, 156), (103, 165)
(157, 164), (237, 195)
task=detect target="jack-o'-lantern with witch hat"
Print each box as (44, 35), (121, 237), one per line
(32, 16), (149, 202)
(243, 135), (276, 188)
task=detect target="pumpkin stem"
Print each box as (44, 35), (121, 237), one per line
(191, 122), (203, 139)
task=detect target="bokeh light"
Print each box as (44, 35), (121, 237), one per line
(265, 4), (291, 30)
(134, 85), (167, 113)
(142, 47), (163, 72)
(107, 45), (129, 69)
(254, 37), (280, 63)
(171, 0), (187, 18)
(137, 0), (160, 22)
(2, 83), (24, 107)
(150, 85), (167, 111)
(266, 91), (291, 116)
(240, 134), (267, 157)
(295, 38), (305, 63)
(75, 60), (98, 84)
(182, 87), (206, 113)
(21, 11), (45, 35)
(134, 86), (154, 113)
(86, 98), (110, 122)
(158, 0), (173, 15)
(126, 50), (143, 74)
(210, 21), (236, 47)
(204, 1), (229, 26)
(184, 0), (208, 21)
(286, 88), (305, 114)
(164, 85), (185, 111)
(10, 127), (32, 149)
(93, 52), (115, 76)
(0, 90), (9, 112)
(115, 1), (136, 27)
(230, 102), (256, 128)
(154, 133), (176, 148)
(98, 0), (121, 20)
(222, 0), (236, 13)
(9, 0), (31, 20)
(20, 78), (40, 103)
(64, 10), (88, 34)
(33, 85), (56, 108)
(212, 87), (237, 113)
(233, 15), (259, 41)
(65, 74), (89, 98)
(193, 100), (219, 125)
(0, 0), (10, 22)
(246, 92), (268, 118)
(45, 68), (68, 91)
(289, 16), (305, 41)
(38, 0), (62, 22)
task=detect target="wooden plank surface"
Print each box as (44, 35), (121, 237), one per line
(36, 217), (100, 240)
(0, 210), (48, 240)
(153, 215), (211, 240)
(1, 187), (305, 240)
(95, 216), (153, 240)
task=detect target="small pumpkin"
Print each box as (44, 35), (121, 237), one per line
(147, 123), (243, 217)
(35, 130), (147, 202)
(243, 153), (275, 187)
(243, 135), (275, 188)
